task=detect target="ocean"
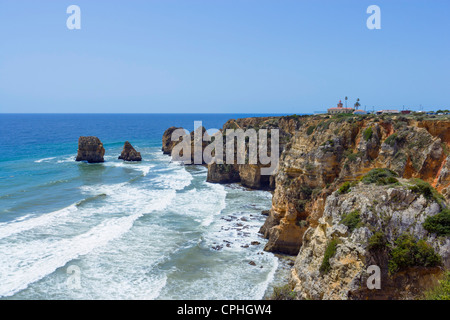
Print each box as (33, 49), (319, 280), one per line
(0, 113), (283, 300)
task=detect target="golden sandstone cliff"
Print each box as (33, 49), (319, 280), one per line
(163, 113), (450, 299)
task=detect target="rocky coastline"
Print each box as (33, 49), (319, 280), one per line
(163, 113), (450, 300)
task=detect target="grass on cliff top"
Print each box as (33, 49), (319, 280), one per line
(388, 233), (441, 275)
(361, 168), (399, 186)
(423, 271), (450, 300)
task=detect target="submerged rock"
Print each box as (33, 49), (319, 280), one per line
(119, 141), (142, 162)
(76, 136), (105, 163)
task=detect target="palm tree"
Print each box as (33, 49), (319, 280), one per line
(354, 98), (361, 109)
(345, 96), (348, 108)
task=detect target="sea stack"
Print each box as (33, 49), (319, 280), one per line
(76, 136), (105, 163)
(162, 126), (183, 155)
(119, 141), (142, 161)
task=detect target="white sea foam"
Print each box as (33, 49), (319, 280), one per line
(0, 205), (77, 240)
(0, 214), (146, 297)
(150, 165), (193, 190)
(56, 155), (77, 164)
(2, 149), (278, 300)
(34, 157), (56, 163)
(200, 183), (227, 227)
(0, 164), (188, 297)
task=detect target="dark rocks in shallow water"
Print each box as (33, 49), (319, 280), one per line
(119, 141), (142, 162)
(76, 136), (105, 163)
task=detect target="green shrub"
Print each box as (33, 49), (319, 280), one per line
(269, 284), (296, 300)
(340, 210), (362, 233)
(423, 209), (450, 236)
(424, 272), (450, 300)
(346, 152), (358, 162)
(361, 168), (399, 185)
(344, 150), (363, 162)
(320, 240), (338, 274)
(318, 120), (333, 131)
(409, 179), (445, 207)
(300, 185), (313, 197)
(384, 133), (397, 146)
(388, 233), (441, 275)
(306, 125), (316, 135)
(295, 199), (308, 212)
(368, 231), (388, 251)
(337, 181), (352, 194)
(363, 127), (373, 141)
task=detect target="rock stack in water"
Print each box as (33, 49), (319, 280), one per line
(119, 141), (142, 161)
(162, 126), (183, 155)
(76, 136), (105, 163)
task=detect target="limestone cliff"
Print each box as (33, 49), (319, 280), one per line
(162, 113), (450, 300)
(162, 115), (450, 257)
(261, 115), (450, 255)
(289, 180), (449, 300)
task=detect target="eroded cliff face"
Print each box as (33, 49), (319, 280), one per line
(162, 115), (450, 257)
(162, 114), (450, 299)
(262, 116), (450, 255)
(162, 127), (182, 155)
(289, 181), (449, 300)
(161, 126), (210, 165)
(206, 116), (300, 190)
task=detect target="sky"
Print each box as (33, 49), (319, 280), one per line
(0, 0), (449, 113)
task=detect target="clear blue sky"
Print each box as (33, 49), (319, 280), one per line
(0, 0), (449, 113)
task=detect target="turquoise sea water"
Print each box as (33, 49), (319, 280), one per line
(0, 114), (282, 299)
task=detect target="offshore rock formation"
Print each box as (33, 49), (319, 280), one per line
(206, 116), (300, 190)
(161, 126), (210, 165)
(289, 181), (449, 300)
(119, 141), (142, 162)
(75, 136), (105, 163)
(162, 126), (183, 155)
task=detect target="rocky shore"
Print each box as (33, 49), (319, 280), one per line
(163, 113), (450, 299)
